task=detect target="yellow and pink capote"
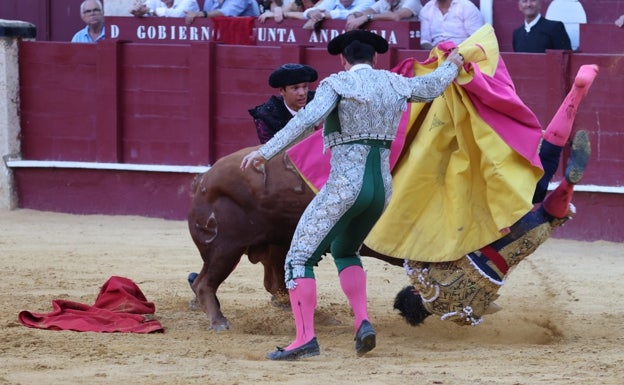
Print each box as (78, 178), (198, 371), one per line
(287, 24), (544, 262)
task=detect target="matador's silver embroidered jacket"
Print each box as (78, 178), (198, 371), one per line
(257, 61), (459, 288)
(258, 61), (459, 160)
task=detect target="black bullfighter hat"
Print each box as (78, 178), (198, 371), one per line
(327, 30), (389, 55)
(268, 63), (318, 88)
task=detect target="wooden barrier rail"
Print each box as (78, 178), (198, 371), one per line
(578, 24), (624, 53)
(8, 37), (624, 241)
(106, 17), (422, 49)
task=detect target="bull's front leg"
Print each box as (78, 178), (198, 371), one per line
(190, 257), (241, 331)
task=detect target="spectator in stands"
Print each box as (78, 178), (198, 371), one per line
(258, 0), (303, 23)
(130, 0), (200, 17)
(419, 0), (484, 50)
(71, 0), (105, 43)
(345, 0), (423, 31)
(615, 14), (624, 28)
(301, 0), (376, 30)
(258, 0), (317, 23)
(512, 0), (571, 52)
(249, 64), (318, 143)
(185, 0), (260, 23)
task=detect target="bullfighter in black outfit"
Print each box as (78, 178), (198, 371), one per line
(513, 0), (571, 53)
(249, 63), (318, 144)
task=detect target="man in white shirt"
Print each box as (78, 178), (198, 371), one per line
(131, 0), (200, 17)
(419, 0), (484, 50)
(302, 0), (375, 29)
(345, 0), (423, 31)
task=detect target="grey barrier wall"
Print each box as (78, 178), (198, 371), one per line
(0, 20), (36, 209)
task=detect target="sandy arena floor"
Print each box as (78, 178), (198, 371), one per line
(1, 208), (622, 385)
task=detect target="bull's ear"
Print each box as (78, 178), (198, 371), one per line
(393, 286), (431, 326)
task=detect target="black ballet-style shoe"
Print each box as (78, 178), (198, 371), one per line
(565, 130), (591, 184)
(266, 337), (320, 361)
(354, 320), (376, 356)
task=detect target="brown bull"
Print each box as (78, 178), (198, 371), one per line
(187, 145), (403, 331)
(189, 142), (589, 332)
(187, 137), (586, 332)
(189, 146), (315, 331)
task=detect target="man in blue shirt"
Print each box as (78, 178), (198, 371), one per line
(71, 0), (105, 43)
(130, 0), (200, 17)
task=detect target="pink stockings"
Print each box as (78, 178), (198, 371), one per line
(285, 278), (317, 350)
(543, 64), (599, 146)
(285, 265), (370, 350)
(543, 179), (575, 218)
(339, 265), (370, 333)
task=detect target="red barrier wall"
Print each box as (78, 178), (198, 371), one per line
(11, 29), (624, 242)
(3, 0), (624, 48)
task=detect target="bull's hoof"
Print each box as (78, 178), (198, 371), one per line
(188, 297), (200, 311)
(209, 320), (231, 332)
(270, 294), (290, 310)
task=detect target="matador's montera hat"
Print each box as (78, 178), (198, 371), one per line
(269, 63), (318, 88)
(327, 30), (389, 55)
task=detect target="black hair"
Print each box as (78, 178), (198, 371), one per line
(342, 40), (375, 65)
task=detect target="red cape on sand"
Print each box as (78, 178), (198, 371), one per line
(18, 276), (164, 333)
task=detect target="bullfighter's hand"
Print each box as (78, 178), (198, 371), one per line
(446, 48), (464, 69)
(240, 150), (266, 170)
